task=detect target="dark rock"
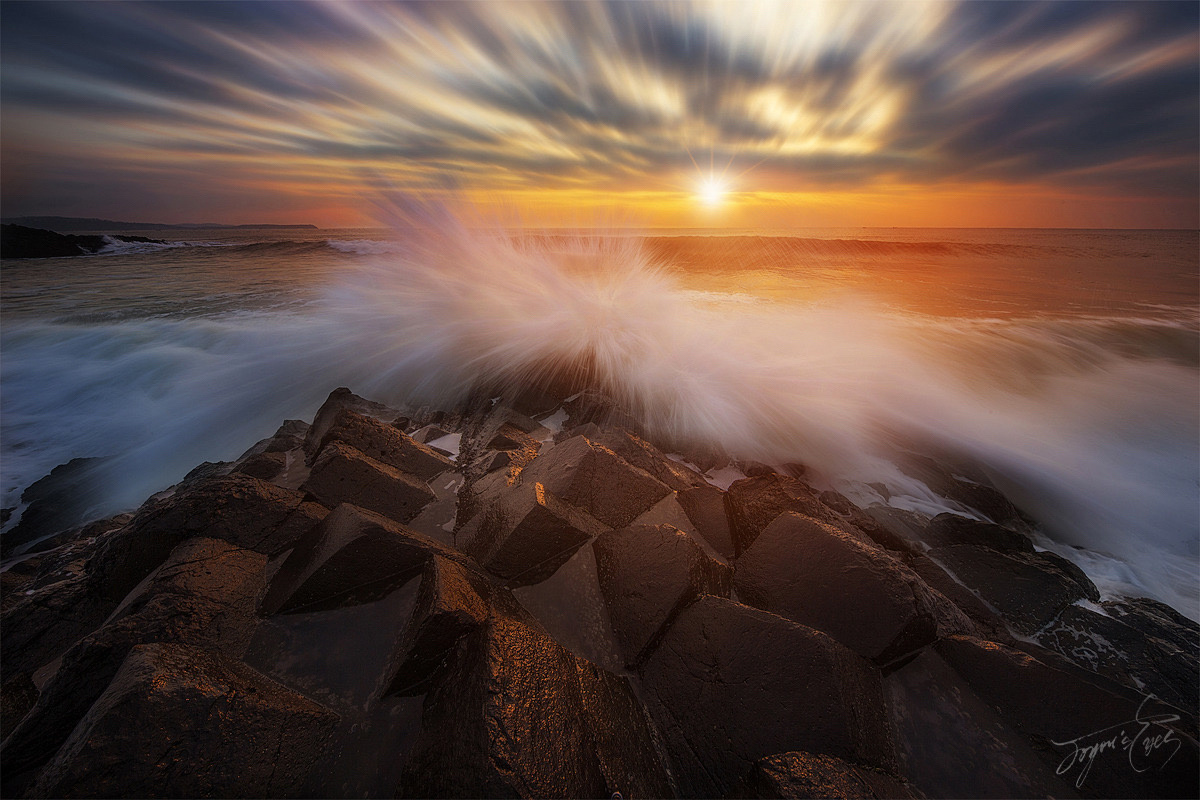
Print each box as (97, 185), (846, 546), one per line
(2, 538), (268, 793)
(234, 450), (287, 481)
(31, 643), (338, 799)
(734, 513), (971, 663)
(925, 513), (1035, 553)
(262, 503), (462, 615)
(725, 473), (844, 556)
(234, 419), (310, 462)
(740, 459), (777, 477)
(583, 428), (709, 491)
(178, 459), (234, 486)
(313, 409), (452, 479)
(465, 481), (609, 586)
(3, 457), (108, 556)
(935, 635), (1199, 799)
(561, 390), (645, 435)
(901, 552), (1003, 640)
(381, 555), (497, 697)
(819, 489), (855, 515)
(640, 596), (894, 797)
(676, 483), (736, 560)
(302, 441), (437, 524)
(899, 453), (1028, 528)
(861, 506), (933, 551)
(1, 572), (108, 680)
(1038, 602), (1199, 713)
(593, 524), (730, 667)
(1, 673), (38, 740)
(885, 646), (1079, 798)
(738, 751), (920, 799)
(23, 512), (131, 556)
(1, 224), (165, 259)
(410, 424), (451, 444)
(485, 423), (534, 451)
(519, 434), (672, 528)
(303, 387), (404, 457)
(480, 449), (512, 473)
(1104, 596), (1200, 662)
(88, 473), (326, 603)
(399, 614), (673, 799)
(511, 544), (624, 673)
(929, 544), (1097, 634)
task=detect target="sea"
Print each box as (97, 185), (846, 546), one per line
(2, 204), (1197, 620)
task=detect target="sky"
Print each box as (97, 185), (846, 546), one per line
(1, 0), (1197, 229)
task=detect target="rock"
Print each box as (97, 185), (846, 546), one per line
(0, 224), (167, 259)
(2, 457), (108, 556)
(593, 524), (730, 667)
(639, 596), (894, 797)
(399, 614), (673, 799)
(724, 473), (845, 556)
(2, 538), (268, 793)
(234, 419), (310, 462)
(561, 390), (645, 435)
(512, 545), (625, 673)
(313, 409), (453, 479)
(88, 473), (326, 603)
(734, 513), (972, 663)
(23, 512), (130, 557)
(380, 556), (498, 697)
(234, 450), (287, 481)
(31, 643), (338, 799)
(465, 481), (609, 586)
(929, 544), (1098, 635)
(925, 513), (1035, 553)
(898, 453), (1028, 529)
(583, 428), (709, 491)
(676, 483), (736, 560)
(485, 423), (533, 451)
(262, 503), (462, 615)
(1, 674), (38, 740)
(1038, 601), (1199, 713)
(303, 387), (404, 457)
(302, 441), (437, 524)
(935, 635), (1199, 799)
(410, 424), (450, 444)
(885, 645), (1079, 798)
(861, 506), (935, 552)
(738, 751), (919, 799)
(901, 552), (1002, 640)
(518, 434), (672, 528)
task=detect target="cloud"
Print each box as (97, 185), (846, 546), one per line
(1, 0), (1195, 219)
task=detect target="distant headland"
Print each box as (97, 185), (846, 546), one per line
(1, 216), (318, 232)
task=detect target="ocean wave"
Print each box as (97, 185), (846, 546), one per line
(1, 200), (1196, 619)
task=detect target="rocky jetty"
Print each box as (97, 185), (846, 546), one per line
(0, 224), (166, 258)
(1, 386), (1197, 798)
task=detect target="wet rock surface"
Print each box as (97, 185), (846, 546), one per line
(1, 387), (1195, 798)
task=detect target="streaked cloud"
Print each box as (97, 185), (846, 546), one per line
(1, 0), (1195, 226)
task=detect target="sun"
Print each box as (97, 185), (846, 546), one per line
(698, 177), (726, 206)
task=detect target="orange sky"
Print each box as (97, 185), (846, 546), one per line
(2, 1), (1197, 229)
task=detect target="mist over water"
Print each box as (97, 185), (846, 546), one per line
(1, 202), (1196, 618)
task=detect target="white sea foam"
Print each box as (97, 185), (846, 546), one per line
(1, 197), (1196, 618)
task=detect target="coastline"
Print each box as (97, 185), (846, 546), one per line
(2, 383), (1196, 798)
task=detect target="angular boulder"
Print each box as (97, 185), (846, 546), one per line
(734, 513), (972, 663)
(2, 539), (269, 793)
(262, 503), (462, 614)
(676, 483), (736, 560)
(518, 434), (672, 528)
(465, 481), (609, 586)
(399, 614), (673, 799)
(31, 643), (338, 799)
(593, 524), (730, 666)
(725, 473), (846, 556)
(302, 442), (437, 524)
(739, 751), (919, 799)
(929, 544), (1098, 635)
(88, 473), (326, 603)
(925, 513), (1035, 553)
(583, 428), (709, 491)
(639, 596), (894, 797)
(303, 387), (404, 457)
(314, 409), (452, 479)
(935, 635), (1199, 799)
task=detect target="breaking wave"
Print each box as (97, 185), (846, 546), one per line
(1, 196), (1196, 618)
